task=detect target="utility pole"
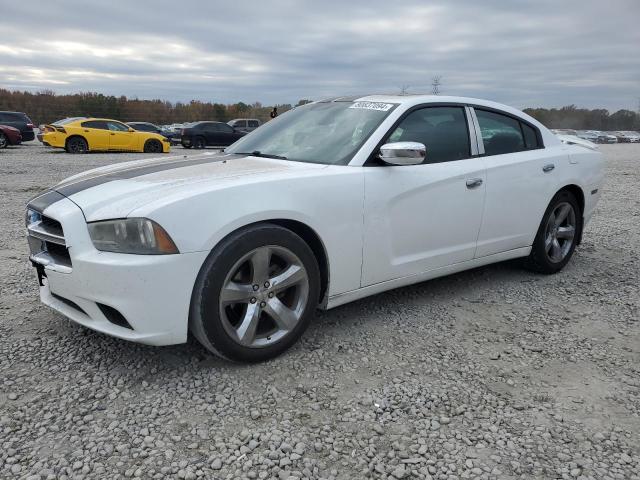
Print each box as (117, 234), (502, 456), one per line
(432, 76), (442, 95)
(400, 85), (410, 95)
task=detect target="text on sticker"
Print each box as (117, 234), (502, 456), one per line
(349, 102), (394, 111)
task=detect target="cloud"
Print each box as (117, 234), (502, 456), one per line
(1, 0), (638, 110)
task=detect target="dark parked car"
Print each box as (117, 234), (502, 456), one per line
(0, 125), (22, 148)
(126, 122), (179, 144)
(227, 118), (262, 132)
(0, 111), (35, 141)
(180, 121), (247, 149)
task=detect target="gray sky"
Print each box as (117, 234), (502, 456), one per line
(1, 0), (639, 111)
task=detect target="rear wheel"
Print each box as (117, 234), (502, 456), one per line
(525, 190), (581, 274)
(0, 132), (7, 149)
(65, 136), (88, 154)
(190, 224), (320, 362)
(143, 139), (163, 153)
(193, 136), (206, 149)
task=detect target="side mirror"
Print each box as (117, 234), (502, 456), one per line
(379, 142), (426, 165)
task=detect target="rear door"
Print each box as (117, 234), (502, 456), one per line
(107, 121), (137, 150)
(472, 107), (561, 257)
(362, 105), (487, 285)
(80, 120), (110, 150)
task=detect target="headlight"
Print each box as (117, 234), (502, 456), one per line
(87, 218), (179, 254)
(25, 208), (42, 227)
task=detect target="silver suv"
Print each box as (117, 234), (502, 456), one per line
(227, 118), (262, 132)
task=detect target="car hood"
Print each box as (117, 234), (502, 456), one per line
(51, 151), (328, 220)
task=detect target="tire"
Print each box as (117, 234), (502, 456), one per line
(65, 136), (88, 154)
(193, 136), (206, 149)
(182, 144), (192, 149)
(190, 224), (321, 362)
(524, 190), (582, 274)
(0, 133), (7, 149)
(143, 139), (163, 153)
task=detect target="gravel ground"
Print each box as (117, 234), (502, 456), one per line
(1, 142), (638, 480)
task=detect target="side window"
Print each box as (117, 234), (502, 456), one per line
(248, 120), (259, 127)
(475, 109), (525, 155)
(234, 120), (247, 128)
(522, 123), (539, 149)
(81, 121), (108, 130)
(386, 106), (470, 164)
(220, 124), (234, 133)
(107, 121), (129, 132)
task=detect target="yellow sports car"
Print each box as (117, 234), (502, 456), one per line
(42, 118), (171, 154)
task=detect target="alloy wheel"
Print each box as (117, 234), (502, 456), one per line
(68, 138), (87, 153)
(544, 201), (576, 263)
(219, 245), (309, 348)
(0, 133), (7, 148)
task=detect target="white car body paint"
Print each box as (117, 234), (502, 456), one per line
(27, 95), (604, 346)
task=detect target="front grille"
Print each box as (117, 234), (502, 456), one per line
(27, 211), (72, 269)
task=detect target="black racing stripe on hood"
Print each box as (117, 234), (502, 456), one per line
(55, 154), (230, 197)
(27, 190), (66, 213)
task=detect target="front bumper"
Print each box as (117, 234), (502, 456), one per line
(28, 195), (208, 346)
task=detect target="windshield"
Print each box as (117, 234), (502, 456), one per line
(225, 101), (397, 165)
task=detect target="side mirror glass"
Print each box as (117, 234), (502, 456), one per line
(379, 142), (426, 165)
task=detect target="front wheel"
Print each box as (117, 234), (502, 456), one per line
(525, 190), (581, 274)
(190, 224), (320, 362)
(0, 133), (7, 149)
(143, 139), (163, 153)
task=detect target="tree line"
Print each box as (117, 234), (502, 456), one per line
(523, 105), (640, 131)
(1, 88), (638, 130)
(0, 89), (313, 126)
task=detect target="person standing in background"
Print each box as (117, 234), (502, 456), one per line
(270, 107), (278, 119)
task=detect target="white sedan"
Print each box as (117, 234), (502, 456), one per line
(26, 95), (604, 362)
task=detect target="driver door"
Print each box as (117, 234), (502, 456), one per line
(107, 121), (137, 151)
(362, 105), (486, 286)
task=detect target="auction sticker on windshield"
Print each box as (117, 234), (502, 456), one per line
(349, 102), (394, 111)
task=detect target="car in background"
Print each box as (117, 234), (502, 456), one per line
(0, 111), (35, 142)
(180, 121), (247, 149)
(228, 118), (262, 133)
(575, 130), (599, 143)
(42, 118), (171, 154)
(611, 131), (640, 143)
(127, 122), (180, 144)
(0, 125), (22, 148)
(587, 130), (617, 144)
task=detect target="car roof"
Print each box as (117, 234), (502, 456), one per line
(318, 94), (550, 136)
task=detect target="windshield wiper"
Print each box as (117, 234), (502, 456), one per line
(235, 150), (288, 160)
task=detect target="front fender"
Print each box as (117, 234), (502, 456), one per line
(132, 168), (365, 297)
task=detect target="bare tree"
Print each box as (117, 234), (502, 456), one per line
(432, 76), (442, 95)
(399, 85), (411, 95)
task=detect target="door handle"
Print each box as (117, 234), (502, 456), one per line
(466, 178), (483, 189)
(543, 164), (555, 172)
(110, 133), (115, 136)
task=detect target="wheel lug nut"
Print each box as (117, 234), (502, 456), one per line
(268, 292), (274, 298)
(260, 301), (266, 307)
(252, 284), (259, 291)
(264, 281), (270, 288)
(250, 297), (257, 304)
